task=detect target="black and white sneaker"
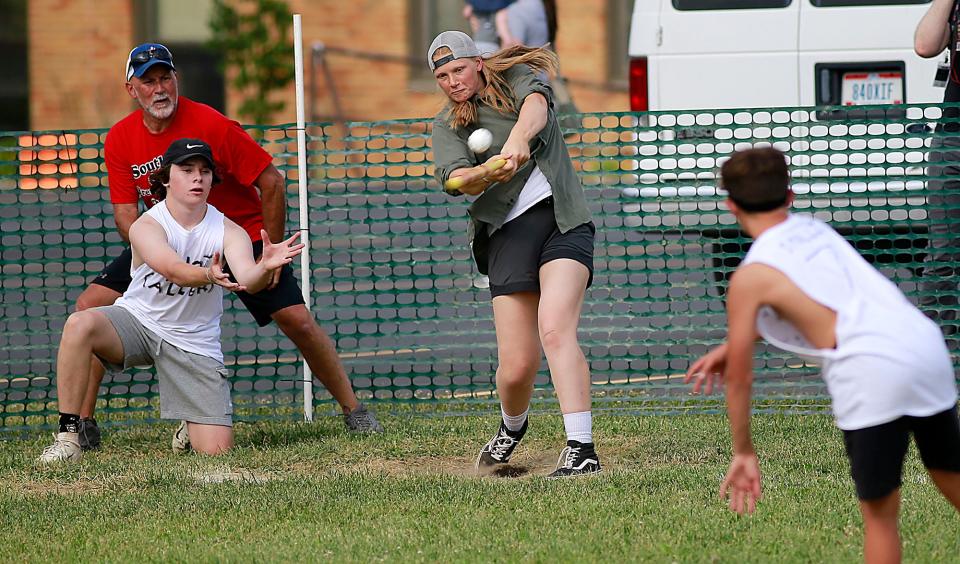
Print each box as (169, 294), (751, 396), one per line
(547, 440), (601, 478)
(475, 420), (527, 472)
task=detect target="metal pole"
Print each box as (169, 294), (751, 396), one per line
(293, 14), (314, 422)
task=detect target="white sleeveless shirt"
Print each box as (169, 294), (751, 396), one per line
(742, 214), (956, 430)
(503, 164), (553, 224)
(115, 201), (226, 362)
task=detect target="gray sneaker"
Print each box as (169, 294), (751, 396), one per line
(78, 417), (101, 451)
(344, 403), (383, 433)
(171, 421), (191, 453)
(38, 432), (83, 464)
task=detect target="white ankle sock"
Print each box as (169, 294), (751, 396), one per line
(563, 410), (593, 444)
(501, 406), (529, 433)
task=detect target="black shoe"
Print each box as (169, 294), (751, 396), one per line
(77, 417), (101, 451)
(476, 420), (527, 471)
(547, 440), (601, 478)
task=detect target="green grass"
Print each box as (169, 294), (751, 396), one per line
(1, 412), (957, 562)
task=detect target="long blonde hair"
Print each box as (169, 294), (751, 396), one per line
(436, 45), (558, 130)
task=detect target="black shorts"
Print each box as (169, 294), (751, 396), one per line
(91, 247), (135, 294)
(843, 405), (960, 500)
(91, 240), (305, 327)
(225, 240), (305, 326)
(487, 197), (595, 298)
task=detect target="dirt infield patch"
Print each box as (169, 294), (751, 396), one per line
(190, 468), (279, 484)
(297, 449), (595, 479)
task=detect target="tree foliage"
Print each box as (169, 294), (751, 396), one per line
(207, 0), (295, 124)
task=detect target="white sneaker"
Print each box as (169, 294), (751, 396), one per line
(37, 432), (83, 464)
(171, 421), (191, 454)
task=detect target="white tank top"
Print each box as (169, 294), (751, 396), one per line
(116, 201), (226, 362)
(503, 164), (553, 224)
(743, 214), (956, 429)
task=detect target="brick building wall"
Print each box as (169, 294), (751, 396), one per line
(29, 0), (135, 130)
(27, 0), (628, 130)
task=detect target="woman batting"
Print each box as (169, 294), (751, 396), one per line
(429, 31), (600, 477)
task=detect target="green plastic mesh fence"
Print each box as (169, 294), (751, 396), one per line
(1, 104), (958, 432)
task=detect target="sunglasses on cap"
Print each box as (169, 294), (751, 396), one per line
(126, 44), (175, 80)
(131, 45), (172, 64)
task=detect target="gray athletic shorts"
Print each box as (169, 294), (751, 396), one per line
(95, 305), (233, 426)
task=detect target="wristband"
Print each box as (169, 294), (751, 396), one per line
(205, 266), (214, 284)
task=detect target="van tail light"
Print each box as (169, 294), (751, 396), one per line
(629, 57), (649, 112)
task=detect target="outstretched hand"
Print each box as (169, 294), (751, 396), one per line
(260, 230), (304, 272)
(685, 342), (728, 395)
(720, 453), (762, 515)
(207, 252), (246, 293)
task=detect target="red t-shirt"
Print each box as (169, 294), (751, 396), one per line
(105, 96), (273, 241)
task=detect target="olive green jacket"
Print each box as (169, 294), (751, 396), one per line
(432, 64), (591, 273)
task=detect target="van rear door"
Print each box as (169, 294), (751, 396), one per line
(798, 1), (940, 106)
(655, 0), (800, 110)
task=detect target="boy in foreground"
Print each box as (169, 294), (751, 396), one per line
(687, 147), (960, 563)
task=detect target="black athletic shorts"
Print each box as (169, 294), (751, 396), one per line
(91, 247), (135, 294)
(487, 196), (595, 298)
(843, 405), (960, 500)
(91, 240), (305, 327)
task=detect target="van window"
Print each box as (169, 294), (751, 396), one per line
(810, 0), (929, 5)
(672, 0), (791, 10)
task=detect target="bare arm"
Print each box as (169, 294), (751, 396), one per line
(256, 165), (286, 243)
(496, 92), (549, 182)
(505, 92), (548, 159)
(724, 270), (762, 457)
(449, 93), (549, 195)
(717, 268), (766, 515)
(916, 0), (953, 57)
(496, 8), (519, 47)
(446, 155), (512, 196)
(128, 216), (214, 288)
(221, 221), (303, 294)
(113, 203), (140, 243)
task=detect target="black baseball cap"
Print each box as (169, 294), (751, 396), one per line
(162, 138), (220, 183)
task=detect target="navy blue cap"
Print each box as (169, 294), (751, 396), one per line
(125, 43), (175, 81)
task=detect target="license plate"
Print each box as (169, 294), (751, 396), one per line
(841, 71), (903, 106)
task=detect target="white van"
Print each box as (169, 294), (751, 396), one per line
(628, 0), (942, 111)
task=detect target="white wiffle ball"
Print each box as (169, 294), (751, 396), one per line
(468, 128), (493, 153)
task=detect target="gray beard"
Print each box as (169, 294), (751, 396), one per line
(143, 99), (176, 121)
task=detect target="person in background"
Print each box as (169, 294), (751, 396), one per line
(496, 0), (553, 49)
(495, 0), (578, 124)
(463, 0), (515, 56)
(72, 43), (382, 452)
(915, 0), (960, 343)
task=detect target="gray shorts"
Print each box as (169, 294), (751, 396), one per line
(95, 305), (233, 426)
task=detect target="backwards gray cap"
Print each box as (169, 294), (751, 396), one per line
(427, 31), (481, 71)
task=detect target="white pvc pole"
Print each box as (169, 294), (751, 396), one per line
(293, 14), (314, 422)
